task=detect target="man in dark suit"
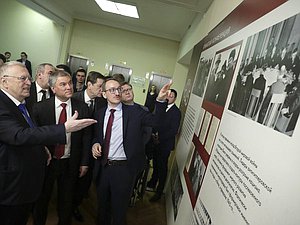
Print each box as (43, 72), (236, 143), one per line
(0, 62), (96, 225)
(32, 70), (92, 225)
(92, 78), (171, 225)
(25, 63), (55, 111)
(17, 51), (32, 76)
(72, 71), (106, 222)
(147, 89), (181, 202)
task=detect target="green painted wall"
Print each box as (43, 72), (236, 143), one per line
(0, 0), (64, 78)
(69, 19), (179, 105)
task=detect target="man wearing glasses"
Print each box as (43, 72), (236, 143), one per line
(0, 62), (96, 225)
(92, 78), (172, 225)
(26, 63), (55, 111)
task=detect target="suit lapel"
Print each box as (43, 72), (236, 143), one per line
(122, 104), (129, 139)
(0, 90), (29, 127)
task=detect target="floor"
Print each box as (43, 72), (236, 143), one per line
(27, 183), (167, 225)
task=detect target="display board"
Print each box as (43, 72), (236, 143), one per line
(167, 0), (300, 224)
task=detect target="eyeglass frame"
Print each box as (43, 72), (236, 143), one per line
(104, 87), (122, 94)
(3, 75), (32, 82)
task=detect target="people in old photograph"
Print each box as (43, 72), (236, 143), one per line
(204, 48), (238, 107)
(171, 174), (183, 221)
(192, 57), (212, 97)
(188, 151), (205, 196)
(229, 13), (300, 136)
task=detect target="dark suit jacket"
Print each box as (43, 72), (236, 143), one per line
(25, 82), (54, 112)
(0, 90), (66, 205)
(17, 59), (32, 76)
(93, 102), (166, 178)
(33, 97), (92, 171)
(72, 91), (107, 116)
(157, 104), (181, 152)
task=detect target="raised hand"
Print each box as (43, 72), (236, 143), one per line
(157, 80), (173, 101)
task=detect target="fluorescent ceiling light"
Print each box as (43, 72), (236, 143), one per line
(95, 0), (139, 19)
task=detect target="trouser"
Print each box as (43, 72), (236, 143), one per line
(33, 158), (75, 225)
(96, 163), (136, 225)
(0, 202), (33, 225)
(149, 146), (171, 195)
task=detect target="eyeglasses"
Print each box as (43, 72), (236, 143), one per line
(104, 87), (122, 94)
(121, 87), (132, 93)
(3, 75), (32, 82)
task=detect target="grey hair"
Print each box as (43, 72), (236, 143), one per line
(35, 63), (54, 75)
(49, 69), (72, 88)
(0, 61), (26, 77)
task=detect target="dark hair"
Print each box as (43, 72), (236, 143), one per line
(76, 68), (86, 75)
(0, 54), (6, 63)
(20, 52), (28, 57)
(170, 89), (177, 98)
(121, 82), (132, 88)
(87, 71), (105, 84)
(56, 64), (72, 75)
(4, 51), (11, 55)
(112, 73), (125, 83)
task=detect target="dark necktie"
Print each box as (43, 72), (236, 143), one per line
(89, 99), (94, 110)
(40, 90), (47, 101)
(103, 109), (116, 164)
(54, 103), (67, 159)
(18, 103), (35, 128)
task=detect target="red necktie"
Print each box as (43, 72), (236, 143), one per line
(54, 103), (67, 159)
(103, 109), (116, 164)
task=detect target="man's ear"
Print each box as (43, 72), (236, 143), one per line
(50, 86), (56, 94)
(102, 91), (107, 99)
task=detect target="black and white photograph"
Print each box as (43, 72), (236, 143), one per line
(229, 13), (300, 136)
(203, 44), (241, 108)
(170, 162), (184, 221)
(192, 56), (213, 98)
(188, 150), (206, 199)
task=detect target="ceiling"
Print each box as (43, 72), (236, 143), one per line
(30, 0), (214, 42)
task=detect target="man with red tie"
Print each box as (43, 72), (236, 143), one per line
(32, 70), (92, 225)
(92, 78), (172, 225)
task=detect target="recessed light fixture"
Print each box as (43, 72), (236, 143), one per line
(95, 0), (139, 19)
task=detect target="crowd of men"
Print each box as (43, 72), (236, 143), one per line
(0, 59), (181, 225)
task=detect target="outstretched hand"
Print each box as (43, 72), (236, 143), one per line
(157, 80), (173, 101)
(65, 111), (97, 133)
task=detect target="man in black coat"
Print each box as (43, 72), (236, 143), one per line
(72, 71), (106, 222)
(25, 63), (55, 111)
(92, 78), (172, 225)
(147, 89), (181, 202)
(0, 62), (95, 225)
(17, 51), (32, 76)
(32, 70), (92, 225)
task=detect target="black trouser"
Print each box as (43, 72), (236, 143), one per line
(149, 146), (171, 195)
(0, 203), (33, 225)
(33, 158), (76, 225)
(96, 163), (136, 225)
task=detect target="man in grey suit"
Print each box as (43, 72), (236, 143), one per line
(0, 62), (96, 225)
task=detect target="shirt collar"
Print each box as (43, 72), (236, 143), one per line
(84, 90), (92, 104)
(108, 102), (122, 112)
(2, 89), (24, 106)
(54, 96), (71, 108)
(166, 103), (175, 112)
(35, 81), (48, 93)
